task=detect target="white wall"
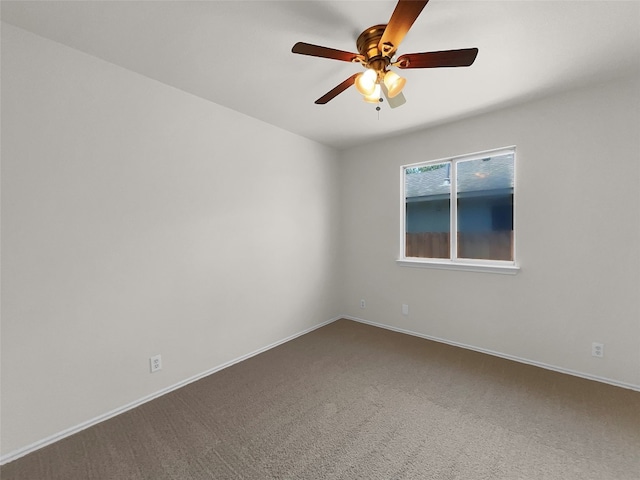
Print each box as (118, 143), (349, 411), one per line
(339, 73), (640, 389)
(0, 24), (342, 457)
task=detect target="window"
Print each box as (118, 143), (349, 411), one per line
(399, 147), (518, 273)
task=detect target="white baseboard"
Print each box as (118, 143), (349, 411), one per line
(343, 315), (640, 393)
(0, 316), (342, 466)
(4, 314), (637, 465)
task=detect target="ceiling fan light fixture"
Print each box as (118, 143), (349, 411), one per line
(363, 83), (382, 103)
(383, 70), (406, 98)
(291, 1), (478, 107)
(355, 68), (378, 95)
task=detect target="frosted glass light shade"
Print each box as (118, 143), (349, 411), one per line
(355, 69), (377, 95)
(363, 84), (381, 103)
(383, 71), (406, 98)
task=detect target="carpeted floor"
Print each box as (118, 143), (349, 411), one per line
(2, 319), (639, 479)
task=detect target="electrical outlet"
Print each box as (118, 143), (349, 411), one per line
(402, 304), (409, 315)
(592, 342), (604, 358)
(360, 299), (366, 309)
(150, 354), (162, 372)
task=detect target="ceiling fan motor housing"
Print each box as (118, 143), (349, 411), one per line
(356, 24), (391, 75)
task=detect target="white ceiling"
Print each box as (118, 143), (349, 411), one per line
(2, 0), (639, 149)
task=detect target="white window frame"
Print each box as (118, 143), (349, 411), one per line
(397, 146), (519, 275)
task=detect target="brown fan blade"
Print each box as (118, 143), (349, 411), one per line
(396, 48), (479, 69)
(292, 42), (362, 63)
(315, 74), (359, 104)
(378, 0), (429, 57)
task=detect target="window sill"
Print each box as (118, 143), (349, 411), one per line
(396, 259), (520, 275)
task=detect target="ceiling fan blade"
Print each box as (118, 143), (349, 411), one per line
(396, 48), (479, 69)
(378, 0), (429, 57)
(292, 42), (362, 63)
(315, 74), (359, 104)
(381, 83), (407, 109)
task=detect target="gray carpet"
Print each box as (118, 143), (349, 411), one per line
(2, 319), (639, 479)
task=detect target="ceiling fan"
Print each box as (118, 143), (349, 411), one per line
(291, 0), (478, 107)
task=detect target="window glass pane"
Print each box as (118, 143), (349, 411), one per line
(405, 163), (451, 258)
(456, 153), (514, 261)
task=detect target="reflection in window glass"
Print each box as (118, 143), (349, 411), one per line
(456, 154), (514, 261)
(402, 148), (515, 264)
(404, 163), (450, 259)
